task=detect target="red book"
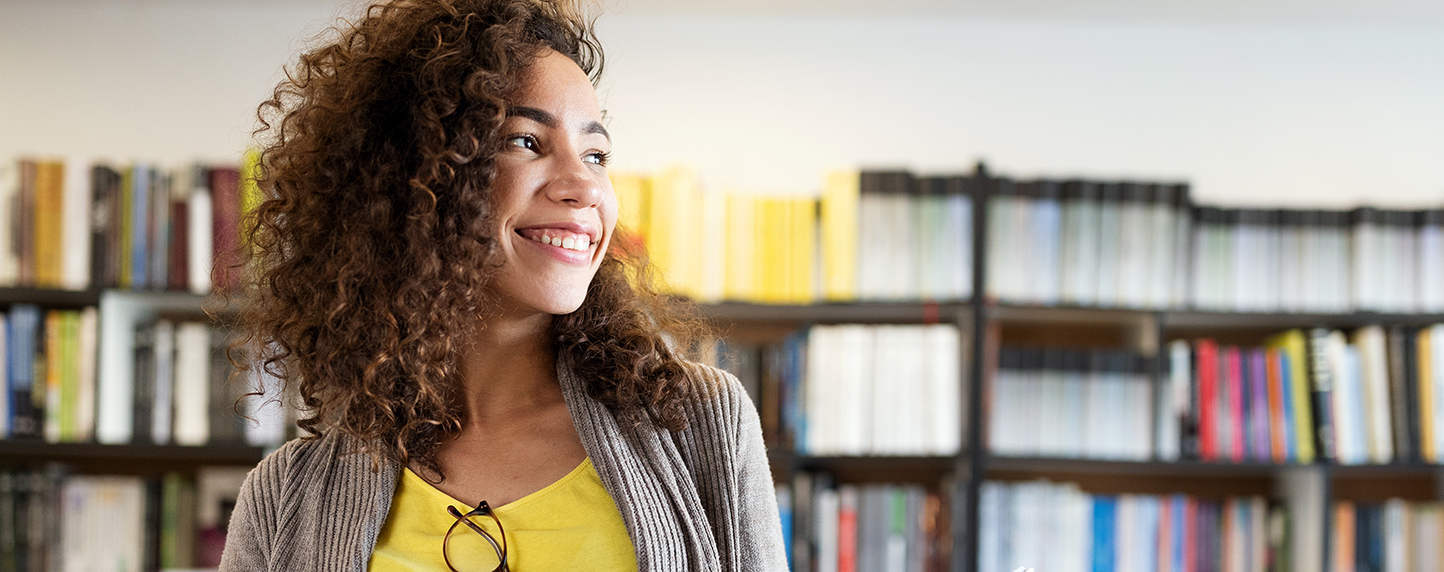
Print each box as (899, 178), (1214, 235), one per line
(1196, 339), (1219, 461)
(168, 199), (188, 291)
(209, 167), (241, 293)
(838, 486), (858, 572)
(1183, 497), (1198, 572)
(1157, 499), (1172, 572)
(1266, 348), (1288, 463)
(1226, 346), (1246, 462)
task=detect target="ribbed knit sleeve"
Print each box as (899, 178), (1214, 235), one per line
(671, 364), (789, 571)
(220, 440), (291, 571)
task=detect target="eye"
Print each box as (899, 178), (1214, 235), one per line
(505, 134), (538, 151)
(583, 151), (611, 166)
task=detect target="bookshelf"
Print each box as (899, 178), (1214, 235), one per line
(6, 159), (1442, 571)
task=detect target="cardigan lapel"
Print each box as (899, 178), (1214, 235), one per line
(557, 353), (722, 572)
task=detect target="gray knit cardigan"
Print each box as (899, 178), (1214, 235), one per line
(217, 358), (788, 571)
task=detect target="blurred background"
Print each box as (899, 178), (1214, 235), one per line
(2, 1), (1443, 571)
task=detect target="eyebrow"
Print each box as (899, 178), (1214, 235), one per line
(506, 106), (611, 142)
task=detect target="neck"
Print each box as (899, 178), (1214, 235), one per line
(459, 310), (561, 426)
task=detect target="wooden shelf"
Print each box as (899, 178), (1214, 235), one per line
(0, 287), (102, 306)
(987, 455), (1302, 477)
(698, 301), (971, 325)
(0, 440), (266, 467)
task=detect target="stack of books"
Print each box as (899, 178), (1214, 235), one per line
(781, 474), (952, 572)
(0, 304), (98, 442)
(1163, 325), (1444, 466)
(0, 466), (249, 571)
(989, 347), (1154, 461)
(1189, 207), (1444, 313)
(0, 153), (259, 293)
(609, 168), (975, 304)
(987, 181), (1191, 309)
(1331, 499), (1444, 572)
(979, 480), (1288, 572)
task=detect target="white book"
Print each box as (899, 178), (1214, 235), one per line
(804, 325), (830, 455)
(1384, 498), (1408, 572)
(1074, 184), (1104, 306)
(1115, 185), (1150, 308)
(815, 487), (840, 572)
(1029, 184), (1063, 305)
(1062, 485), (1093, 572)
(985, 189), (1013, 300)
(1084, 359), (1110, 459)
(1169, 190), (1192, 308)
(151, 320), (175, 445)
(1158, 341), (1191, 461)
(1251, 497), (1268, 572)
(1414, 505), (1441, 572)
(859, 190), (886, 300)
(1341, 342), (1371, 465)
(1352, 209), (1381, 311)
(990, 361), (1013, 455)
(1190, 214), (1212, 309)
(62, 476), (145, 572)
(840, 325), (872, 454)
(1230, 212), (1252, 311)
(1130, 369), (1152, 461)
(896, 326), (928, 454)
(1095, 185), (1122, 306)
(944, 184), (973, 300)
(1114, 495), (1137, 572)
(923, 325), (961, 455)
(188, 167), (214, 295)
(1261, 214), (1282, 312)
(76, 307), (98, 441)
(1354, 326), (1395, 463)
(1418, 213), (1444, 312)
(174, 322), (212, 446)
(1061, 366), (1087, 458)
(1039, 356), (1065, 457)
(1277, 213), (1302, 313)
(1147, 188), (1176, 309)
(869, 326), (898, 454)
(978, 482), (1005, 572)
(62, 159), (92, 290)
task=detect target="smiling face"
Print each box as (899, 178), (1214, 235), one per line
(486, 49), (616, 318)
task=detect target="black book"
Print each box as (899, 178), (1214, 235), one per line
(1386, 326), (1417, 462)
(88, 165), (122, 289)
(209, 328), (244, 445)
(0, 472), (15, 572)
(133, 323), (157, 444)
(1306, 328), (1338, 462)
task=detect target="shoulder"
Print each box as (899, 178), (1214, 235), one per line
(240, 431), (389, 506)
(678, 361), (755, 426)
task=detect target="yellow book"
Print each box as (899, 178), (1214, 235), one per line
(646, 166), (702, 299)
(723, 193), (755, 302)
(608, 172), (649, 255)
(34, 161), (65, 288)
(119, 167), (133, 289)
(698, 188), (726, 304)
(1419, 327), (1435, 463)
(785, 197), (817, 304)
(1267, 329), (1317, 464)
(757, 198), (786, 304)
(43, 310), (61, 443)
(820, 170), (859, 301)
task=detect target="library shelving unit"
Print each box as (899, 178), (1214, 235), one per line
(0, 287), (267, 476)
(699, 163), (1444, 572)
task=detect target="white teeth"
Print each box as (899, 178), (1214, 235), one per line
(528, 232), (591, 251)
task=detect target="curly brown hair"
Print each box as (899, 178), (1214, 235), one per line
(242, 0), (702, 477)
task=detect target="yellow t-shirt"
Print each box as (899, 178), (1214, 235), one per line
(368, 457), (639, 571)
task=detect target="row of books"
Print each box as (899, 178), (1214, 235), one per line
(780, 473), (952, 572)
(611, 168), (975, 304)
(1332, 499), (1444, 572)
(1191, 207), (1444, 314)
(0, 305), (97, 441)
(987, 180), (1190, 309)
(0, 466), (247, 571)
(989, 348), (1155, 461)
(1, 306), (288, 448)
(979, 480), (1288, 572)
(1163, 325), (1444, 466)
(721, 324), (965, 457)
(0, 154), (258, 293)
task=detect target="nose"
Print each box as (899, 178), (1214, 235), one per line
(544, 157), (604, 209)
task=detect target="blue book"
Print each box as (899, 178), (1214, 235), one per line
(1169, 495), (1187, 572)
(6, 305), (42, 439)
(775, 486), (793, 568)
(131, 164), (150, 289)
(1091, 496), (1116, 572)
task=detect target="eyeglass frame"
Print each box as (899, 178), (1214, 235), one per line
(443, 500), (509, 572)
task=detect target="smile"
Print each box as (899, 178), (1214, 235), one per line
(518, 228), (593, 252)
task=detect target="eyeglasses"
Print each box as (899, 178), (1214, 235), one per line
(443, 501), (509, 572)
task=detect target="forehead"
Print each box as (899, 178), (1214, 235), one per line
(512, 49), (600, 118)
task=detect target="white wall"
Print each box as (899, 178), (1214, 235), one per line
(2, 0), (1441, 207)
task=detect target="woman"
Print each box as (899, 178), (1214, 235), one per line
(218, 0), (786, 570)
